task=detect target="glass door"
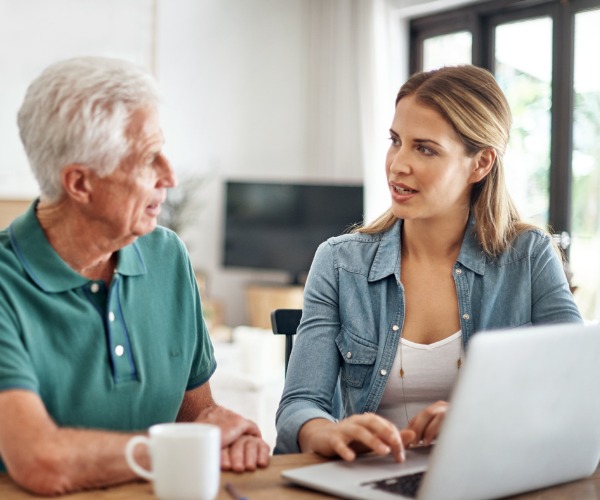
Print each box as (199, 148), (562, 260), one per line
(569, 7), (600, 320)
(422, 31), (472, 70)
(494, 17), (553, 227)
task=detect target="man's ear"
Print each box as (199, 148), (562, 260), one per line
(61, 164), (93, 203)
(469, 148), (496, 184)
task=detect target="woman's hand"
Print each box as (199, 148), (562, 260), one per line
(298, 413), (415, 462)
(406, 401), (449, 446)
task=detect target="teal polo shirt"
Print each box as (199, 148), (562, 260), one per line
(0, 202), (216, 469)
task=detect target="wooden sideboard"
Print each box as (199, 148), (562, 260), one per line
(0, 199), (31, 228)
(246, 284), (304, 329)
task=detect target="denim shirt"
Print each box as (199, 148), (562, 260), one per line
(275, 219), (582, 453)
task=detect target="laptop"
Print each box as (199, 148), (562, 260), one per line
(282, 322), (600, 499)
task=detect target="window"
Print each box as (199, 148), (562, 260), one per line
(496, 17), (553, 227)
(410, 0), (600, 321)
(423, 31), (472, 70)
(570, 7), (600, 319)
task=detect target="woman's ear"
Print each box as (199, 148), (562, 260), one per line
(469, 148), (496, 184)
(61, 164), (93, 203)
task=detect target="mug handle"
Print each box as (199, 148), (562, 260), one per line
(125, 435), (154, 481)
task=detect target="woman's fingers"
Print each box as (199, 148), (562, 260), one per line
(422, 413), (444, 445)
(407, 401), (449, 445)
(328, 413), (406, 462)
(398, 428), (416, 458)
(300, 414), (413, 462)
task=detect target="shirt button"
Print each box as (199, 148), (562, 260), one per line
(462, 313), (470, 320)
(90, 283), (100, 293)
(455, 268), (462, 275)
(346, 352), (352, 359)
(108, 312), (115, 322)
(392, 325), (400, 331)
(114, 345), (124, 357)
(380, 369), (387, 376)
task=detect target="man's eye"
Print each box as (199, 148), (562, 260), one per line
(388, 136), (400, 146)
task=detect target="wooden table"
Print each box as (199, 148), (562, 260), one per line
(1, 453), (599, 499)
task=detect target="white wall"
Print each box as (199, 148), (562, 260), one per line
(155, 0), (484, 327)
(156, 0), (311, 180)
(0, 0), (154, 197)
(156, 0), (310, 327)
(156, 0), (365, 326)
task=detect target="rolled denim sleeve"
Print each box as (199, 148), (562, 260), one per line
(530, 234), (583, 324)
(275, 241), (342, 453)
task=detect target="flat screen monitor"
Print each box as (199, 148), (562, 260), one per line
(223, 180), (364, 284)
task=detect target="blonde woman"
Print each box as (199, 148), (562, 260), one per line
(275, 65), (582, 462)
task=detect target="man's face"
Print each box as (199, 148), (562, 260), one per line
(85, 107), (176, 244)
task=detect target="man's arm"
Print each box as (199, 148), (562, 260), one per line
(0, 389), (147, 496)
(177, 382), (270, 471)
(0, 383), (269, 496)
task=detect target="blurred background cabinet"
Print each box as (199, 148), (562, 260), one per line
(0, 199), (31, 228)
(246, 284), (304, 329)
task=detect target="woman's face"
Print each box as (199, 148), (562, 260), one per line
(386, 95), (484, 224)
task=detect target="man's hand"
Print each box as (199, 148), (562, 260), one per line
(196, 404), (270, 471)
(196, 404), (261, 446)
(178, 383), (270, 471)
(220, 435), (270, 472)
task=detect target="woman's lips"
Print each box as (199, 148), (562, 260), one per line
(393, 185), (417, 195)
(390, 183), (418, 202)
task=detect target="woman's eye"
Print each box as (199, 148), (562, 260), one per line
(417, 145), (435, 156)
(388, 136), (400, 146)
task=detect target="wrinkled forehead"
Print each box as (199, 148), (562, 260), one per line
(125, 106), (163, 139)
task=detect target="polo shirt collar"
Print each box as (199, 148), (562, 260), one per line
(9, 200), (146, 293)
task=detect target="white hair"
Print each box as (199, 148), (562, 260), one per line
(17, 56), (160, 201)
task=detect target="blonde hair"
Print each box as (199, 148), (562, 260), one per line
(359, 65), (538, 257)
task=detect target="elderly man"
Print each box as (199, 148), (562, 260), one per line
(0, 56), (269, 495)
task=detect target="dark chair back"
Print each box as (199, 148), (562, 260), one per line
(270, 308), (302, 374)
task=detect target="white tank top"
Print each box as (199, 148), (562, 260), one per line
(377, 331), (464, 429)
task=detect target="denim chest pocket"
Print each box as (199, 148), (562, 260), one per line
(335, 331), (378, 388)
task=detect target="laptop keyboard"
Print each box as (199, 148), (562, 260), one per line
(361, 471), (425, 498)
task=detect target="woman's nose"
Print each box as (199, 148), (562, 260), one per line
(388, 147), (410, 175)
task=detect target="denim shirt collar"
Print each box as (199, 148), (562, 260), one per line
(368, 216), (486, 283)
(9, 200), (146, 293)
(456, 216), (486, 276)
(368, 219), (402, 283)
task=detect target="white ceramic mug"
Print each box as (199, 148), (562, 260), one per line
(125, 422), (221, 500)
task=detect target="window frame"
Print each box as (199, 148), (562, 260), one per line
(408, 0), (600, 241)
